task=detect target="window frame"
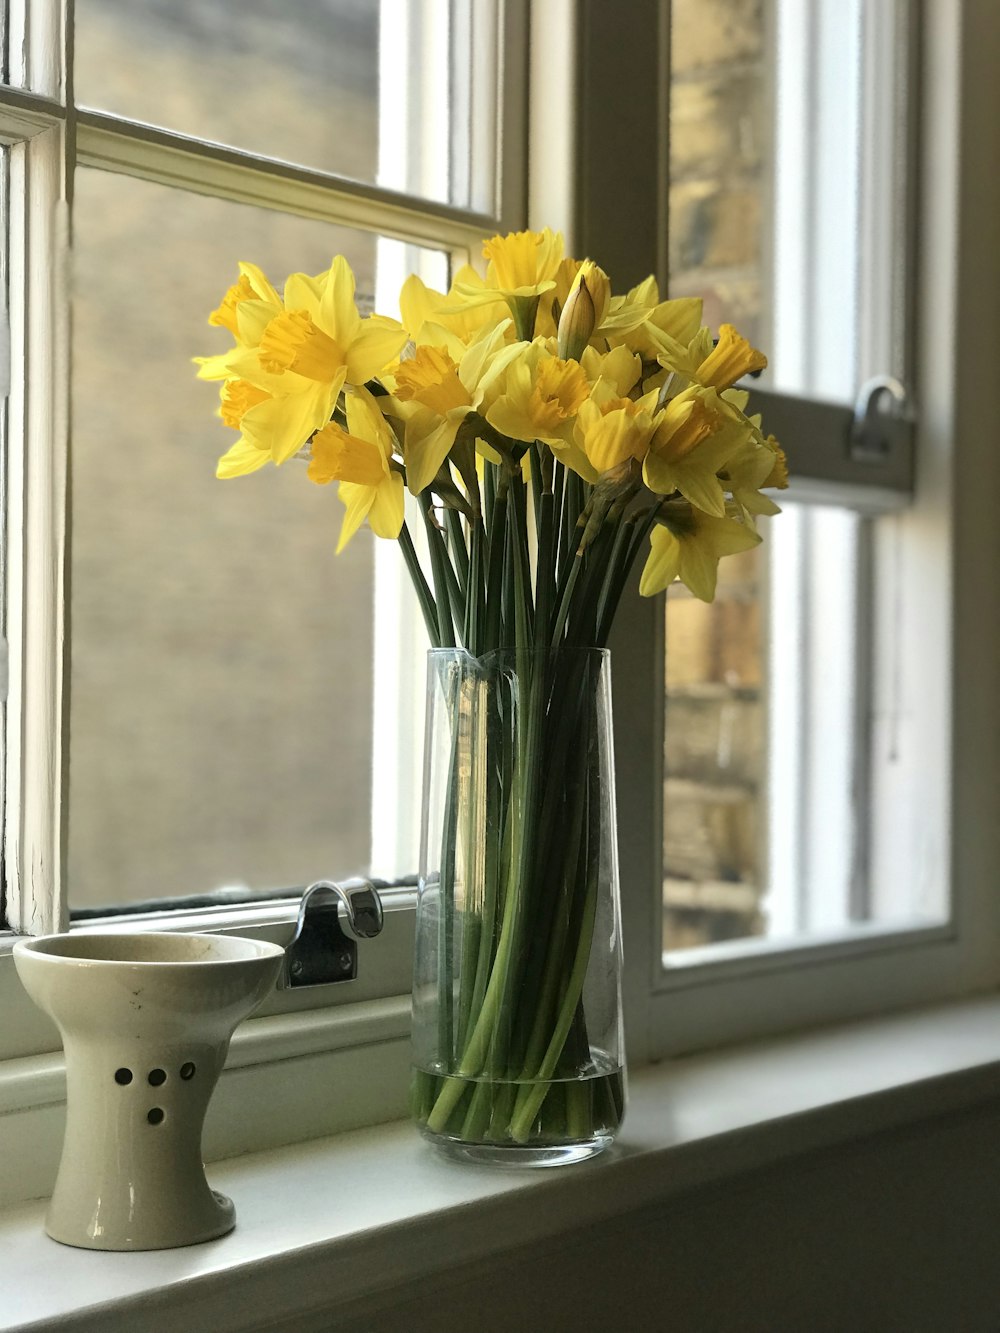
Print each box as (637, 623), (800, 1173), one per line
(0, 0), (998, 1195)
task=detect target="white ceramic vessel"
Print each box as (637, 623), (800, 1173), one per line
(13, 931), (284, 1251)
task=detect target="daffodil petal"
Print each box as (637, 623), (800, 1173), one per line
(367, 470), (405, 539)
(216, 436), (271, 479)
(236, 298), (280, 347)
(404, 412), (460, 495)
(639, 527), (681, 596)
(242, 378), (339, 464)
(320, 255), (361, 345)
(336, 481), (375, 553)
(239, 261), (282, 306)
(346, 317), (408, 384)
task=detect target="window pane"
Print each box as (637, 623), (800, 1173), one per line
(669, 0), (902, 402)
(68, 167), (447, 909)
(74, 0), (491, 210)
(664, 2), (933, 959)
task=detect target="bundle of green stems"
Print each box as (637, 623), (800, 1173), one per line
(407, 435), (657, 1144)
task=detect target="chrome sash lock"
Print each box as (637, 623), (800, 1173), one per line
(850, 375), (910, 463)
(283, 879), (384, 988)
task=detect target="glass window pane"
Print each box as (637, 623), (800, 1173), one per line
(74, 0), (489, 210)
(663, 2), (934, 959)
(669, 0), (902, 403)
(68, 167), (447, 909)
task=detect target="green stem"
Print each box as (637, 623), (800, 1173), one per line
(444, 507), (469, 601)
(421, 499), (456, 649)
(398, 522), (440, 647)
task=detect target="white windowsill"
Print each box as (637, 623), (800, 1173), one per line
(3, 993), (1000, 1333)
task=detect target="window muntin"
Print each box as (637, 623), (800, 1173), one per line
(74, 0), (488, 211)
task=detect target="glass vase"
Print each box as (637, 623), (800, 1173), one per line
(411, 647), (626, 1166)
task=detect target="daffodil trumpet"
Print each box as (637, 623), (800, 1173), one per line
(197, 233), (782, 1156)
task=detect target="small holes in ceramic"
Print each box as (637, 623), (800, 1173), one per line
(114, 1068), (133, 1086)
(148, 1068), (167, 1086)
(180, 1062), (196, 1080)
(147, 1108), (165, 1126)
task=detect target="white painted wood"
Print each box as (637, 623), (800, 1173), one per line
(8, 0), (62, 99)
(3, 127), (68, 937)
(76, 114), (489, 260)
(4, 994), (1000, 1330)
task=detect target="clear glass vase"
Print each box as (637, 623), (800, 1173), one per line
(411, 647), (626, 1166)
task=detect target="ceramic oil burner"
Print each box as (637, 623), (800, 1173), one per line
(13, 931), (284, 1251)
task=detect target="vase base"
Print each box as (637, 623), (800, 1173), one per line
(420, 1129), (613, 1168)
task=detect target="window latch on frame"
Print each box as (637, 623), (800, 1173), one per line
(283, 879), (385, 988)
(849, 375), (911, 464)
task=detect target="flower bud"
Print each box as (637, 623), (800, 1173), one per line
(557, 261), (610, 361)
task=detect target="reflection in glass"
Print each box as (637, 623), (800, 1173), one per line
(67, 168), (445, 908)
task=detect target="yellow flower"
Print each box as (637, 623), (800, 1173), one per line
(721, 436), (786, 526)
(573, 394), (658, 476)
(394, 323), (515, 494)
(454, 228), (566, 340)
(398, 267), (505, 347)
(219, 379), (271, 430)
(696, 323), (767, 390)
(213, 378), (276, 478)
(643, 386), (753, 516)
(195, 261), (284, 383)
(557, 260), (611, 361)
(307, 386), (404, 552)
(764, 438), (789, 488)
(481, 227), (564, 297)
(485, 342), (590, 447)
(602, 276), (704, 361)
(204, 256), (406, 470)
(639, 508), (761, 601)
(580, 344), (643, 399)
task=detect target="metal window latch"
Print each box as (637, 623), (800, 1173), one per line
(283, 879), (384, 988)
(850, 375), (911, 464)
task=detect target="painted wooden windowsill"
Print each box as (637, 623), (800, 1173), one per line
(3, 994), (1000, 1332)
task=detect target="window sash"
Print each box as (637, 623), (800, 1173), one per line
(0, 1), (529, 938)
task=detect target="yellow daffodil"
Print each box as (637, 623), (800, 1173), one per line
(485, 342), (590, 448)
(481, 227), (565, 298)
(601, 275), (704, 361)
(307, 386), (404, 552)
(639, 508), (762, 601)
(695, 323), (767, 390)
(195, 261), (284, 381)
(764, 438), (789, 489)
(557, 260), (611, 361)
(643, 386), (753, 516)
(721, 434), (788, 525)
(455, 228), (566, 340)
(580, 343), (643, 399)
(573, 392), (659, 477)
(393, 323), (515, 494)
(204, 257), (406, 471)
(399, 267), (505, 347)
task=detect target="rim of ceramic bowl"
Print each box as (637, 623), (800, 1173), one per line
(12, 932), (285, 967)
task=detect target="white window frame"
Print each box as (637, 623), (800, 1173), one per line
(1, 0), (999, 1202)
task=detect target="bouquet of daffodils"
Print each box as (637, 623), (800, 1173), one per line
(198, 228), (785, 1152)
